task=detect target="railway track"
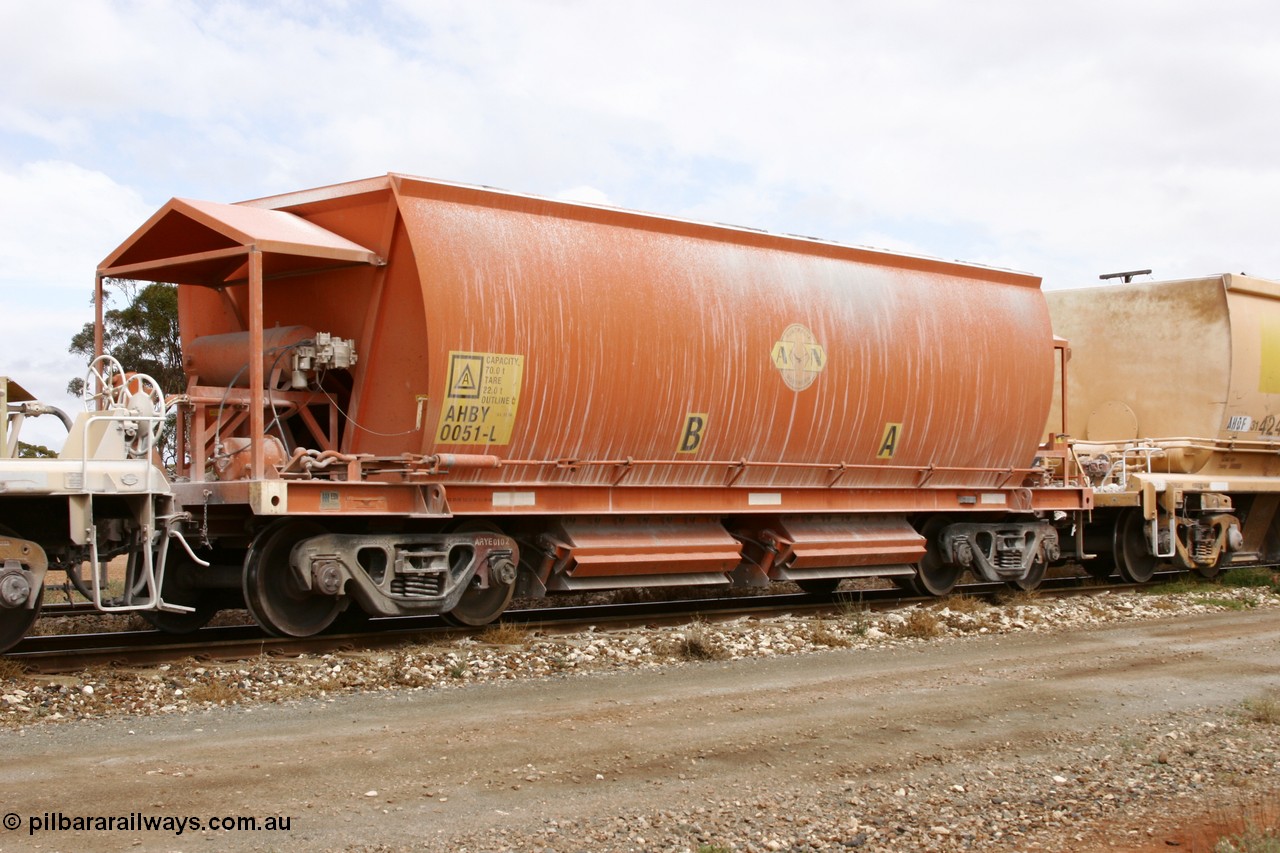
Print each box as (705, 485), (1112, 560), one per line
(7, 572), (1170, 673)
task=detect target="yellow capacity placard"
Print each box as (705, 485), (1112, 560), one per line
(436, 351), (525, 446)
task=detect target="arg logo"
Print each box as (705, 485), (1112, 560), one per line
(770, 324), (827, 392)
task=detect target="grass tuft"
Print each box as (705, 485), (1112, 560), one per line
(477, 622), (529, 646)
(185, 679), (240, 705)
(893, 608), (941, 639)
(837, 599), (872, 636)
(0, 658), (29, 681)
(1221, 568), (1280, 593)
(1144, 577), (1213, 596)
(806, 619), (853, 648)
(657, 620), (727, 661)
(938, 594), (987, 614)
(995, 588), (1044, 607)
(1243, 693), (1280, 726)
(446, 658), (471, 679)
(1194, 596), (1256, 611)
(1215, 818), (1280, 853)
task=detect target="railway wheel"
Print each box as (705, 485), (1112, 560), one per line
(0, 587), (42, 653)
(324, 603), (372, 634)
(1193, 560), (1222, 580)
(0, 524), (43, 652)
(911, 518), (960, 597)
(1006, 556), (1047, 592)
(1081, 518), (1118, 580)
(142, 552), (218, 634)
(243, 519), (342, 637)
(442, 578), (514, 627)
(1083, 555), (1117, 581)
(441, 521), (516, 627)
(1114, 509), (1159, 584)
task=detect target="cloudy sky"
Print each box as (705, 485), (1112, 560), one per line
(2, 0), (1278, 444)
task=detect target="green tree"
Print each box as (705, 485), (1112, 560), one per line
(16, 442), (57, 458)
(67, 280), (183, 467)
(67, 280), (183, 398)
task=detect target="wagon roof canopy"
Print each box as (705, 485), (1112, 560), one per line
(97, 197), (383, 286)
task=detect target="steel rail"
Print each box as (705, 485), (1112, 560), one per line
(6, 572), (1179, 673)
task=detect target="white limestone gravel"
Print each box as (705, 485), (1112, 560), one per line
(2, 585), (1276, 728)
(3, 581), (1280, 851)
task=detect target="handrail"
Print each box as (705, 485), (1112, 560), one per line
(348, 452), (1055, 488)
(70, 410), (168, 484)
(1076, 436), (1279, 453)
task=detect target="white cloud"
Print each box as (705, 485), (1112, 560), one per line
(554, 185), (612, 206)
(0, 161), (154, 445)
(0, 0), (1278, 436)
(0, 161), (152, 285)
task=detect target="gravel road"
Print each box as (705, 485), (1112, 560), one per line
(1, 589), (1279, 852)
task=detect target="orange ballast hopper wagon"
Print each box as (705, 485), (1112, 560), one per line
(91, 173), (1090, 634)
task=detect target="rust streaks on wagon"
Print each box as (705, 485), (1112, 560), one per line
(12, 172), (1087, 641)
